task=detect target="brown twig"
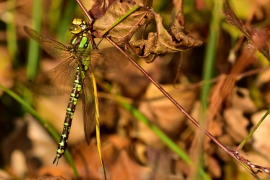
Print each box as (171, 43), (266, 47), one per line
(106, 36), (234, 157)
(76, 0), (93, 24)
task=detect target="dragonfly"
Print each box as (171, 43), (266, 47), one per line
(24, 18), (128, 165)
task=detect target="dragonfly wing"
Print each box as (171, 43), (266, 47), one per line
(30, 57), (77, 96)
(24, 26), (70, 58)
(89, 47), (129, 73)
(81, 71), (95, 145)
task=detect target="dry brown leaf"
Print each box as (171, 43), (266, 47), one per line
(73, 136), (149, 180)
(255, 67), (270, 87)
(227, 87), (256, 131)
(217, 134), (235, 149)
(126, 12), (203, 63)
(0, 169), (12, 180)
(207, 117), (224, 137)
(110, 150), (151, 180)
(205, 155), (222, 178)
(71, 141), (107, 179)
(146, 148), (185, 180)
(251, 110), (270, 157)
(38, 165), (74, 180)
(92, 1), (154, 45)
(174, 160), (190, 179)
(105, 59), (162, 98)
(38, 166), (73, 180)
(190, 101), (223, 137)
(10, 150), (27, 177)
(231, 87), (257, 113)
(25, 114), (59, 166)
(69, 136), (131, 180)
(138, 83), (196, 145)
(91, 1), (202, 62)
(28, 176), (67, 180)
(224, 108), (249, 143)
(89, 0), (118, 19)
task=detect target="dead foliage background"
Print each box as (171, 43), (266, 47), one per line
(0, 0), (270, 180)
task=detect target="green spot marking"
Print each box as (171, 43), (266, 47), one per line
(79, 36), (88, 48)
(76, 85), (81, 91)
(73, 98), (78, 105)
(59, 141), (65, 147)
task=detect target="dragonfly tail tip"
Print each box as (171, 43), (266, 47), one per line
(53, 156), (59, 166)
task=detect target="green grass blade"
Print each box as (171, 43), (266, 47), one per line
(48, 0), (63, 31)
(238, 109), (270, 150)
(117, 97), (211, 180)
(200, 1), (222, 112)
(6, 0), (18, 66)
(101, 5), (140, 36)
(196, 1), (222, 179)
(26, 0), (42, 79)
(56, 0), (77, 42)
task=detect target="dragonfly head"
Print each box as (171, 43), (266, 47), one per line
(69, 18), (88, 34)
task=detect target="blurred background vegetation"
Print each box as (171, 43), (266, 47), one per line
(1, 0), (270, 179)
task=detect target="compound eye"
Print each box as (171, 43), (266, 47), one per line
(69, 24), (82, 34)
(72, 18), (83, 25)
(80, 24), (87, 31)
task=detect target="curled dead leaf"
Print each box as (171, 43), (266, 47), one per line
(91, 1), (202, 63)
(126, 12), (203, 63)
(89, 0), (118, 19)
(92, 1), (154, 45)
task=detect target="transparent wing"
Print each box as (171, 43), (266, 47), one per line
(82, 71), (95, 145)
(24, 26), (70, 58)
(29, 57), (77, 96)
(79, 47), (129, 144)
(89, 47), (129, 73)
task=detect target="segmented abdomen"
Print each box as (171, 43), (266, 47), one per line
(53, 66), (84, 164)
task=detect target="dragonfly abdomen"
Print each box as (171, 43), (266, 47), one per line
(53, 66), (84, 165)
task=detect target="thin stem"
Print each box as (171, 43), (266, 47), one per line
(76, 0), (93, 23)
(106, 36), (230, 153)
(107, 37), (265, 179)
(237, 109), (270, 151)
